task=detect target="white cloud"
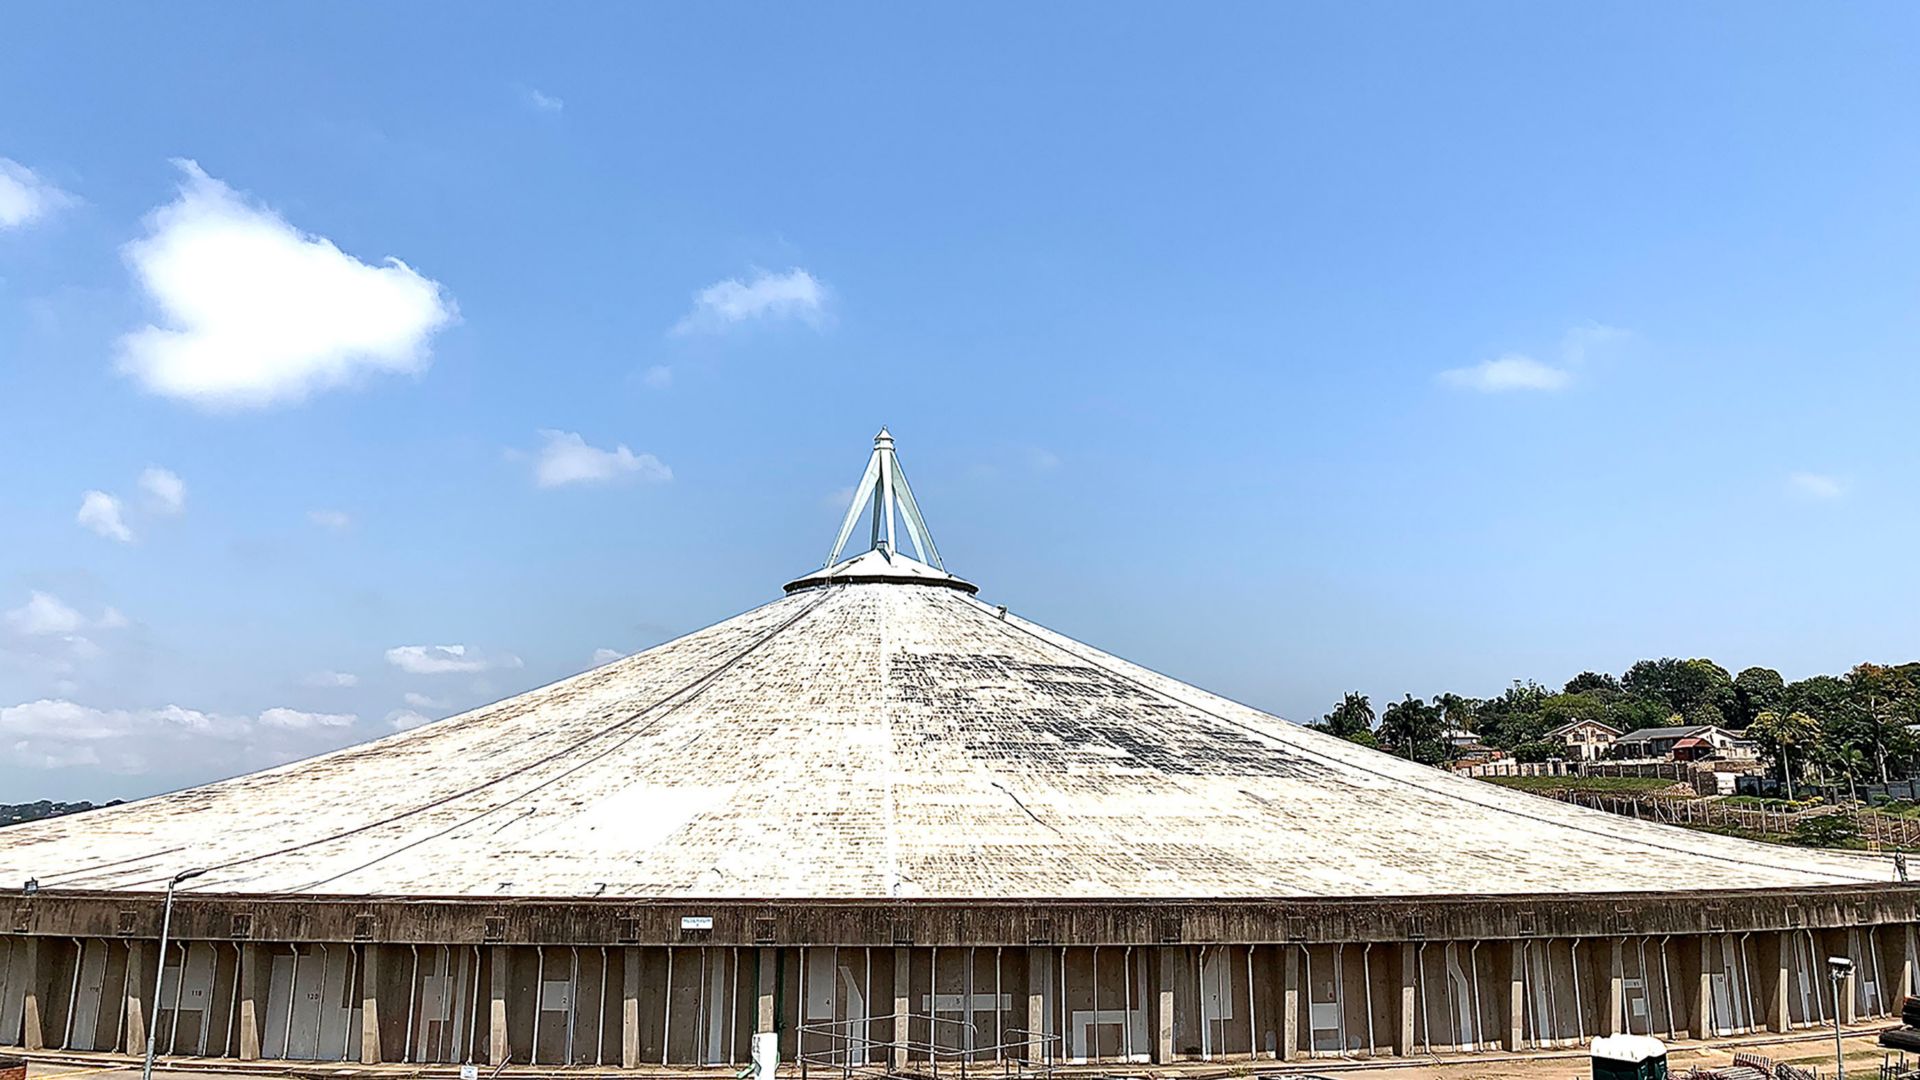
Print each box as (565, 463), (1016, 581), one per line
(591, 647), (624, 665)
(307, 509), (352, 532)
(303, 670), (359, 688)
(1440, 323), (1629, 394)
(77, 491), (133, 542)
(385, 643), (522, 675)
(0, 158), (74, 229)
(139, 466), (186, 515)
(117, 160), (456, 409)
(1438, 353), (1572, 393)
(672, 267), (826, 334)
(0, 698), (353, 774)
(522, 87), (564, 113)
(97, 607), (129, 629)
(386, 708), (434, 731)
(402, 691), (447, 709)
(531, 429), (672, 488)
(1788, 471), (1847, 499)
(5, 592), (85, 637)
(642, 364), (673, 389)
(258, 707), (355, 730)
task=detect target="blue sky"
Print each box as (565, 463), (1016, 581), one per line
(3, 4), (1918, 799)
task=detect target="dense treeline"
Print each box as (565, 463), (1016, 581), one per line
(1312, 658), (1920, 794)
(0, 800), (119, 827)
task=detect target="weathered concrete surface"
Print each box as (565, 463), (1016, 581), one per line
(0, 580), (1902, 901)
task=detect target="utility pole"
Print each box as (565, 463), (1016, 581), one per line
(142, 867), (208, 1080)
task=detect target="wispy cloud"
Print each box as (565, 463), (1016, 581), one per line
(1440, 323), (1627, 393)
(1788, 471), (1847, 500)
(672, 268), (826, 335)
(591, 647), (624, 665)
(386, 708), (434, 731)
(529, 429), (672, 488)
(307, 509), (352, 532)
(385, 644), (522, 675)
(642, 364), (673, 389)
(0, 698), (356, 774)
(1439, 353), (1573, 393)
(117, 160), (456, 409)
(402, 691), (447, 709)
(77, 491), (132, 542)
(0, 158), (75, 229)
(139, 466), (186, 515)
(302, 670), (359, 688)
(521, 86), (564, 113)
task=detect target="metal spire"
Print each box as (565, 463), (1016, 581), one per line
(825, 428), (945, 569)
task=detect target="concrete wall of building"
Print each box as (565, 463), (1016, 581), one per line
(0, 929), (1911, 1066)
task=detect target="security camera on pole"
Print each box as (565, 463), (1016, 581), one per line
(1827, 955), (1854, 1080)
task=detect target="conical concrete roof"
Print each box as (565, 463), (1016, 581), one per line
(0, 437), (1897, 900)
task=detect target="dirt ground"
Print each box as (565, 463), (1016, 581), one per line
(10, 1027), (1912, 1080)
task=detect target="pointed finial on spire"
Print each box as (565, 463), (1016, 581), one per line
(823, 428), (945, 570)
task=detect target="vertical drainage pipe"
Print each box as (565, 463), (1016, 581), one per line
(339, 946), (357, 1061)
(281, 944), (299, 1060)
(170, 941), (190, 1054)
(532, 946), (544, 1066)
(1245, 945), (1256, 1061)
(1334, 943), (1348, 1054)
(1362, 944), (1375, 1057)
(1658, 937), (1675, 1040)
(598, 946), (610, 1066)
(1121, 947), (1134, 1062)
(1569, 940), (1584, 1043)
(661, 947), (673, 1067)
(64, 938), (84, 1051)
(1469, 941), (1483, 1051)
(466, 945), (481, 1064)
(224, 943), (239, 1058)
(406, 944), (421, 1063)
(1739, 933), (1755, 1032)
(1417, 941), (1431, 1055)
(1090, 946), (1100, 1063)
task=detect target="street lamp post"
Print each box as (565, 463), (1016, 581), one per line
(1827, 956), (1854, 1080)
(142, 868), (208, 1080)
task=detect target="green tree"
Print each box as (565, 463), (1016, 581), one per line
(1314, 691), (1376, 742)
(1473, 681), (1552, 751)
(1733, 667), (1786, 728)
(1379, 694), (1448, 765)
(1845, 663), (1917, 784)
(1434, 692), (1478, 735)
(1563, 671), (1621, 698)
(1622, 657), (1738, 726)
(1747, 710), (1820, 800)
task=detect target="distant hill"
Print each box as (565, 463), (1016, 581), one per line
(0, 800), (122, 827)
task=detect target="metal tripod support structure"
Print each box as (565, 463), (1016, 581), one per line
(826, 428), (945, 570)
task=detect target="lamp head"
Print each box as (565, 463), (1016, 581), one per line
(1827, 956), (1855, 979)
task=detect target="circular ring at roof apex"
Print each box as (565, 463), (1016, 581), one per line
(782, 549), (979, 594)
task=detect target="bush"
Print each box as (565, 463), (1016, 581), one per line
(1792, 814), (1858, 848)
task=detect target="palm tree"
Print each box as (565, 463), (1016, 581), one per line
(1749, 710), (1820, 800)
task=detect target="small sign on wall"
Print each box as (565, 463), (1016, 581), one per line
(681, 915), (714, 931)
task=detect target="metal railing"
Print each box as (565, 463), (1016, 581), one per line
(796, 1014), (1060, 1080)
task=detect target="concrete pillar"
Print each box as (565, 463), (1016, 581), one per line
(1026, 948), (1047, 1064)
(1252, 945), (1279, 1059)
(1394, 943), (1417, 1055)
(359, 944), (382, 1064)
(1153, 946), (1175, 1063)
(20, 937), (43, 1051)
(1761, 932), (1792, 1034)
(1281, 945), (1300, 1061)
(891, 947), (910, 1071)
(1503, 942), (1525, 1051)
(755, 946), (776, 1033)
(236, 942), (263, 1061)
(622, 947), (642, 1068)
(1896, 926), (1912, 999)
(124, 941), (147, 1056)
(489, 945), (510, 1065)
(1607, 939), (1625, 1036)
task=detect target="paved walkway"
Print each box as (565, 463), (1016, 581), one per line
(9, 1025), (1909, 1080)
